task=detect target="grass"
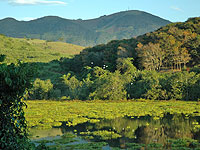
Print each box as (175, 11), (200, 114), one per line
(0, 35), (84, 63)
(25, 39), (84, 56)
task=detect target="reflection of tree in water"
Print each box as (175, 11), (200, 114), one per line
(135, 125), (166, 145)
(133, 114), (196, 145)
(59, 114), (200, 148)
(162, 114), (193, 139)
(29, 128), (63, 139)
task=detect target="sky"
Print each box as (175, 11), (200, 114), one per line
(0, 0), (200, 22)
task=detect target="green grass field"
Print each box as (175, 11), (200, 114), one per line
(0, 35), (84, 63)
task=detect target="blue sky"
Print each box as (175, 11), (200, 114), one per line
(0, 0), (200, 22)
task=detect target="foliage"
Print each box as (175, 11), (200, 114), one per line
(90, 69), (127, 100)
(58, 64), (200, 101)
(62, 73), (83, 100)
(129, 71), (200, 100)
(136, 17), (200, 68)
(28, 78), (54, 100)
(0, 58), (35, 149)
(136, 42), (164, 70)
(60, 39), (139, 73)
(60, 73), (93, 100)
(24, 58), (200, 101)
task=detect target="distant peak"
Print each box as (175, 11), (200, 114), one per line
(32, 16), (70, 22)
(40, 16), (66, 20)
(2, 17), (18, 21)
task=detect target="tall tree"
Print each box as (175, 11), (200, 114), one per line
(136, 43), (164, 71)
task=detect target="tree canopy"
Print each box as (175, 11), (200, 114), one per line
(0, 55), (35, 149)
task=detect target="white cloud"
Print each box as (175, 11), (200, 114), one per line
(5, 0), (67, 5)
(170, 6), (183, 12)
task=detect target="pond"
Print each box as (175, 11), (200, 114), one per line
(29, 113), (200, 149)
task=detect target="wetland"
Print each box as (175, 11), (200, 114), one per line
(25, 100), (200, 149)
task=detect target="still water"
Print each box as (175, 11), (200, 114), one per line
(29, 113), (200, 148)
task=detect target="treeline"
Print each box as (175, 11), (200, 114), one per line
(26, 17), (200, 101)
(26, 58), (200, 101)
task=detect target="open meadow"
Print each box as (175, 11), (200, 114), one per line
(0, 35), (84, 63)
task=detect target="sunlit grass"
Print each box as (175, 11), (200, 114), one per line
(0, 35), (84, 63)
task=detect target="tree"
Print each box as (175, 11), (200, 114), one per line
(62, 73), (83, 99)
(28, 78), (53, 100)
(116, 58), (137, 79)
(90, 70), (127, 100)
(136, 43), (164, 71)
(0, 56), (35, 149)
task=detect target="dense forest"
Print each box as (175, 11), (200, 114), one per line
(24, 17), (200, 101)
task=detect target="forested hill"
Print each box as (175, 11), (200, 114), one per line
(60, 17), (200, 73)
(0, 10), (170, 46)
(55, 17), (200, 101)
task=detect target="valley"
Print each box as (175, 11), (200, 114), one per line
(0, 9), (200, 150)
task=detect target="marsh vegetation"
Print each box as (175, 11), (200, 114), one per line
(25, 100), (200, 149)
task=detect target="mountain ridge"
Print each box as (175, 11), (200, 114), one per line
(0, 10), (171, 46)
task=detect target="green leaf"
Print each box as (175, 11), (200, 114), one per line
(5, 77), (12, 86)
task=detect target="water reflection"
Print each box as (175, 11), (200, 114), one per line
(29, 128), (63, 139)
(30, 113), (200, 148)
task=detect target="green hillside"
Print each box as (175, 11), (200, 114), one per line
(0, 35), (84, 63)
(60, 17), (200, 73)
(0, 10), (171, 46)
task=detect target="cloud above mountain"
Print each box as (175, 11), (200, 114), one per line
(2, 0), (66, 5)
(170, 6), (183, 12)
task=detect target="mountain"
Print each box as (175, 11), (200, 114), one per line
(0, 10), (171, 46)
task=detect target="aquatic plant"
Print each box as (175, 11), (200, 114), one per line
(25, 100), (200, 129)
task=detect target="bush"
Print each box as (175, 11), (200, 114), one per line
(28, 78), (53, 100)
